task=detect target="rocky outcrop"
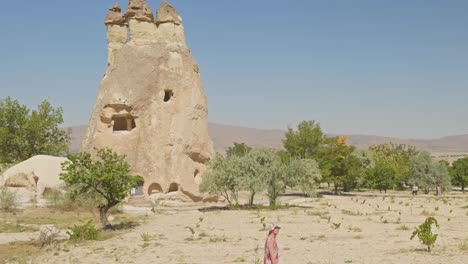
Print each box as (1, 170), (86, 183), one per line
(124, 0), (154, 22)
(82, 1), (214, 202)
(156, 2), (182, 25)
(1, 155), (68, 195)
(104, 4), (126, 26)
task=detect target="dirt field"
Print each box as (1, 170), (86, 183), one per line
(1, 192), (467, 264)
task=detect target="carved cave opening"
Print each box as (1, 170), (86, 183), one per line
(194, 169), (200, 178)
(112, 114), (136, 132)
(164, 90), (173, 102)
(148, 183), (163, 196)
(131, 180), (144, 196)
(168, 182), (179, 193)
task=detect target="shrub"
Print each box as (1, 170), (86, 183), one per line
(410, 217), (440, 252)
(38, 225), (62, 247)
(0, 186), (20, 211)
(140, 232), (152, 242)
(67, 220), (100, 241)
(45, 189), (65, 208)
(397, 224), (410, 231)
(458, 239), (468, 252)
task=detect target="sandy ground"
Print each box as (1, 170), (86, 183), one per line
(2, 192), (465, 264)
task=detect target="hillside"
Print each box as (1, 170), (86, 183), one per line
(69, 123), (468, 154)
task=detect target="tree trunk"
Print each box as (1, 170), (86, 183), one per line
(249, 191), (255, 206)
(223, 192), (231, 206)
(334, 185), (338, 195)
(98, 205), (113, 230)
(269, 197), (276, 207)
(462, 183), (465, 192)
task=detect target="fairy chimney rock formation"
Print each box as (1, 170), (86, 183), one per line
(125, 0), (154, 22)
(105, 4), (127, 65)
(82, 1), (214, 202)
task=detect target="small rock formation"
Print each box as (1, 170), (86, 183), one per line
(124, 0), (154, 22)
(1, 155), (68, 195)
(82, 1), (214, 202)
(38, 225), (68, 247)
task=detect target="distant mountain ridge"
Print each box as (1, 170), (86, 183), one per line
(69, 123), (468, 154)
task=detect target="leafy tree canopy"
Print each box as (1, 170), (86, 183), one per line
(200, 146), (322, 207)
(450, 157), (468, 192)
(0, 97), (70, 163)
(283, 120), (324, 159)
(368, 143), (418, 184)
(408, 151), (451, 194)
(320, 136), (362, 193)
(60, 148), (142, 229)
(226, 142), (252, 158)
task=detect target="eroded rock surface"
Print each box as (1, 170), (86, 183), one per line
(1, 155), (68, 195)
(104, 4), (126, 25)
(82, 1), (214, 202)
(156, 2), (182, 25)
(124, 0), (154, 22)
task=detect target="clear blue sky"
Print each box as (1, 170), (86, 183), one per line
(1, 0), (467, 139)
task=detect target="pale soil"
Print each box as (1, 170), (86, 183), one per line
(2, 192), (468, 264)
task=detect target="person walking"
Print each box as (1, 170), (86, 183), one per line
(435, 184), (440, 196)
(412, 184), (418, 196)
(264, 223), (280, 264)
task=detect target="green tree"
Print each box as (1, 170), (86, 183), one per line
(199, 153), (242, 206)
(320, 137), (362, 194)
(263, 154), (288, 206)
(363, 160), (395, 193)
(60, 148), (141, 230)
(226, 142), (252, 158)
(352, 148), (374, 188)
(0, 97), (70, 163)
(286, 158), (322, 196)
(450, 157), (468, 192)
(283, 120), (324, 159)
(240, 149), (271, 206)
(201, 147), (322, 207)
(408, 151), (451, 194)
(368, 143), (418, 186)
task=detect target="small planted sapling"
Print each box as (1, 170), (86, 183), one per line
(410, 216), (440, 252)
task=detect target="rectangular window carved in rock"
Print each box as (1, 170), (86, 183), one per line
(112, 115), (136, 132)
(164, 90), (174, 102)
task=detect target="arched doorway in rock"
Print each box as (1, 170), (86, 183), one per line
(147, 183), (163, 196)
(130, 177), (144, 196)
(168, 182), (179, 193)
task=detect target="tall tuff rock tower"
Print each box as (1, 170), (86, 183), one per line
(82, 1), (214, 201)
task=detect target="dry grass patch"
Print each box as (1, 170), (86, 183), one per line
(0, 241), (41, 263)
(458, 239), (468, 252)
(341, 209), (363, 216)
(396, 224), (410, 231)
(0, 221), (38, 233)
(0, 207), (96, 228)
(420, 209), (435, 217)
